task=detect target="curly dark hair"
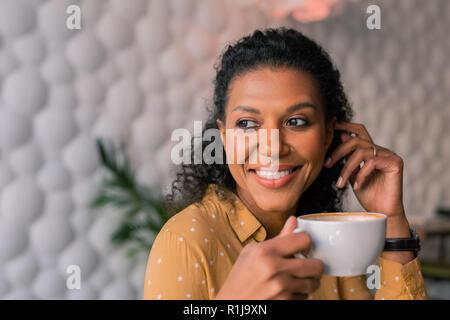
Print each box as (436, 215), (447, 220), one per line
(166, 27), (353, 216)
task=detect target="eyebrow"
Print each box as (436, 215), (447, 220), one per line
(232, 102), (317, 114)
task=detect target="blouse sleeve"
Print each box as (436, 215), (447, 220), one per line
(374, 257), (428, 300)
(144, 229), (209, 300)
(338, 257), (428, 300)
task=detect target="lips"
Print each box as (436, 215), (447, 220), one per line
(248, 165), (302, 188)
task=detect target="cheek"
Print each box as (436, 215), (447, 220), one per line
(224, 132), (257, 165)
(292, 129), (328, 161)
(222, 127), (251, 187)
(227, 163), (247, 187)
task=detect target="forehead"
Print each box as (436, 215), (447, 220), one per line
(226, 67), (324, 112)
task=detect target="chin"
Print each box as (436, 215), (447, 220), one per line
(254, 195), (298, 213)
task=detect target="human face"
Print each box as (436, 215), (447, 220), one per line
(217, 67), (336, 213)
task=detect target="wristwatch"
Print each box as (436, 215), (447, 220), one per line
(384, 228), (421, 257)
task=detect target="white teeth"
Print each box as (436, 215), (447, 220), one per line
(255, 169), (293, 180)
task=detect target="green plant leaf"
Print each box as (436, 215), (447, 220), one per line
(92, 138), (171, 258)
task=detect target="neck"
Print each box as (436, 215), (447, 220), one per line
(236, 186), (296, 239)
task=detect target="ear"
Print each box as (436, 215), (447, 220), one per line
(216, 119), (226, 151)
(325, 117), (336, 151)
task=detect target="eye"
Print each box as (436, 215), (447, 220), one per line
(236, 119), (258, 129)
(286, 117), (308, 127)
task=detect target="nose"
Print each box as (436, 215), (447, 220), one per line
(257, 124), (290, 164)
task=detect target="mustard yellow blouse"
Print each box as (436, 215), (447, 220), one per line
(144, 184), (428, 300)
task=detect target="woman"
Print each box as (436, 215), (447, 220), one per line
(144, 28), (427, 300)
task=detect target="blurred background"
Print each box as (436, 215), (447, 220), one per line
(0, 0), (449, 299)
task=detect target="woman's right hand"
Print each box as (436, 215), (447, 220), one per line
(215, 216), (324, 300)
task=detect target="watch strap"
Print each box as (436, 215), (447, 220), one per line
(384, 228), (421, 255)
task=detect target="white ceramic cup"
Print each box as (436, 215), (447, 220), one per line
(293, 212), (387, 277)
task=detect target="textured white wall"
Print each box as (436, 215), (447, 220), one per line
(0, 0), (448, 299)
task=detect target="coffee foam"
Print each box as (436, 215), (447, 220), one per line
(300, 212), (384, 221)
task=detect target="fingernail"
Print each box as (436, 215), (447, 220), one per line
(325, 157), (332, 167)
(336, 176), (343, 188)
(354, 181), (358, 190)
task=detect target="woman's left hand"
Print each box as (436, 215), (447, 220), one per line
(324, 121), (406, 219)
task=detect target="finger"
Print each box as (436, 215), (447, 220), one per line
(282, 258), (325, 279)
(324, 136), (372, 168)
(340, 132), (352, 144)
(340, 133), (361, 183)
(271, 276), (320, 299)
(335, 122), (374, 143)
(336, 147), (376, 189)
(290, 293), (309, 300)
(265, 232), (312, 257)
(349, 164), (361, 187)
(287, 276), (321, 294)
(272, 292), (309, 300)
(277, 216), (298, 237)
(354, 155), (403, 190)
(343, 146), (392, 188)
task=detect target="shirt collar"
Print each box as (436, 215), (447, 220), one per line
(204, 184), (267, 243)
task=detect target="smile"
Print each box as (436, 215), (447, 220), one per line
(254, 168), (295, 180)
(249, 165), (302, 188)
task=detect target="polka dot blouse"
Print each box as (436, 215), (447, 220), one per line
(144, 184), (428, 300)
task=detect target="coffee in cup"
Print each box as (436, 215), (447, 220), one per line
(293, 212), (387, 277)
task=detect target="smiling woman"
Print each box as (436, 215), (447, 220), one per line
(167, 28), (352, 218)
(144, 27), (428, 300)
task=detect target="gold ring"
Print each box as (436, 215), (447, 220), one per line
(372, 145), (377, 157)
